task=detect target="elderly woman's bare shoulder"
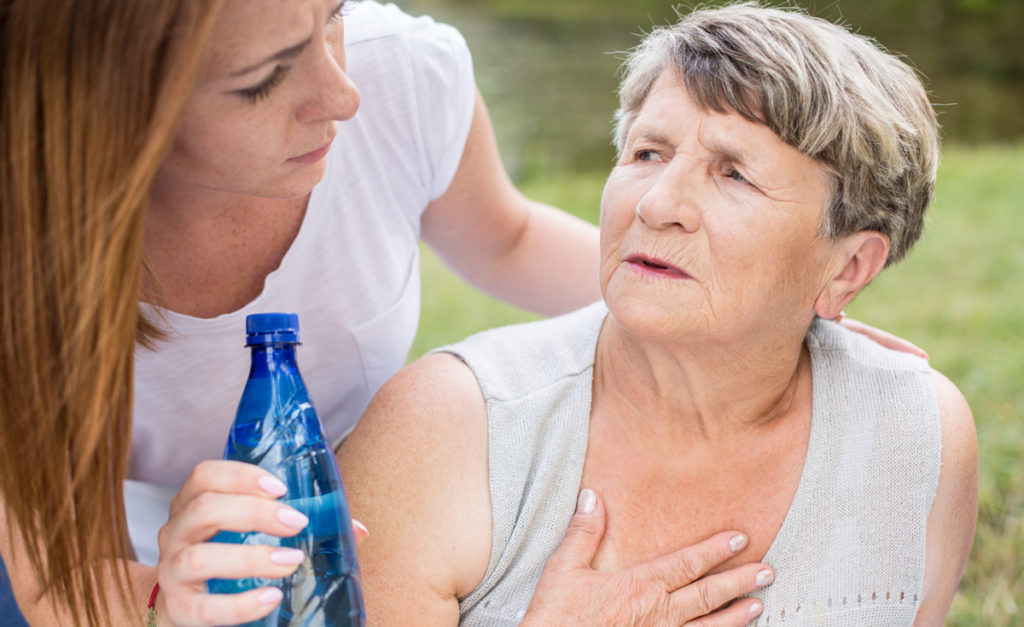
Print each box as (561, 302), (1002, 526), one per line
(929, 368), (976, 453)
(337, 353), (492, 617)
(916, 369), (977, 625)
(346, 352), (486, 452)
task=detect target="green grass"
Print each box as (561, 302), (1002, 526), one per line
(412, 143), (1024, 624)
(845, 143), (1024, 625)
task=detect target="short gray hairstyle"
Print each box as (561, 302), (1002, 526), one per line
(613, 3), (940, 266)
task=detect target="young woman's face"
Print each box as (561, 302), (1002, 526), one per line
(156, 0), (360, 200)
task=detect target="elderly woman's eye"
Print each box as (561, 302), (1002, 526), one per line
(727, 168), (749, 184)
(635, 149), (661, 162)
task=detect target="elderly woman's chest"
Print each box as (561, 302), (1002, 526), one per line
(579, 412), (811, 574)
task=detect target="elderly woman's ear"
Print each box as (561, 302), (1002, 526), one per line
(814, 231), (890, 319)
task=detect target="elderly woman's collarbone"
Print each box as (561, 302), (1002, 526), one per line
(581, 406), (810, 574)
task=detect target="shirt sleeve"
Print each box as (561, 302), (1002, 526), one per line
(404, 15), (476, 201)
(341, 2), (477, 212)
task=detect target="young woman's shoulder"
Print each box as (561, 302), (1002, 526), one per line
(345, 1), (466, 52)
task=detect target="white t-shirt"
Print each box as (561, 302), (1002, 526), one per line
(125, 1), (476, 564)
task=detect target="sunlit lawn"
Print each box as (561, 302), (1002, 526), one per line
(412, 142), (1023, 625)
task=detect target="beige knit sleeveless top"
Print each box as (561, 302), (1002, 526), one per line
(437, 302), (940, 626)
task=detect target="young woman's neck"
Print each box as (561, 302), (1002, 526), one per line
(143, 179), (309, 318)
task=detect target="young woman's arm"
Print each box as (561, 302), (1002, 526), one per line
(0, 502), (158, 625)
(420, 90), (601, 317)
(1, 461), (310, 627)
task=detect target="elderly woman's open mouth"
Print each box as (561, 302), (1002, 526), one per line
(626, 254), (693, 279)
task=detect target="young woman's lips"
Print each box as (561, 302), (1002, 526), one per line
(288, 142), (332, 165)
(626, 255), (693, 279)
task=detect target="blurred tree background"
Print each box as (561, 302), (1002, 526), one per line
(399, 0), (1023, 177)
(395, 0), (1024, 624)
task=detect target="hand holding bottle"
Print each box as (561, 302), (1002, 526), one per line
(157, 460), (313, 626)
(158, 313), (365, 626)
(157, 461), (370, 626)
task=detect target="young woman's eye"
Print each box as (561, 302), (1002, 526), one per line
(328, 0), (349, 23)
(237, 65), (290, 103)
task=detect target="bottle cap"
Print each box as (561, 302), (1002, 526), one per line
(245, 312), (300, 346)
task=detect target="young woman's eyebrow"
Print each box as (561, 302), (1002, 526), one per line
(229, 36), (312, 78)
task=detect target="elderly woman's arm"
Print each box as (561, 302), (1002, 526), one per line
(337, 354), (492, 624)
(337, 353), (773, 625)
(915, 371), (978, 626)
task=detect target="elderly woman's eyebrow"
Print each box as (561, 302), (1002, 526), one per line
(632, 124), (754, 163)
(696, 129), (759, 166)
(629, 127), (675, 147)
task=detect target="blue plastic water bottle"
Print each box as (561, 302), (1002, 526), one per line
(208, 313), (365, 626)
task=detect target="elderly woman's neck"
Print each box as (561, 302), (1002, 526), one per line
(594, 320), (813, 441)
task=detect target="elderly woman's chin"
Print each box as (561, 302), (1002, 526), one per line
(601, 266), (823, 349)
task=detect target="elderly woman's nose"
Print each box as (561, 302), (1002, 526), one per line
(296, 44), (361, 124)
(635, 167), (703, 232)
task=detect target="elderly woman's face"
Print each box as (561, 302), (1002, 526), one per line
(600, 70), (841, 343)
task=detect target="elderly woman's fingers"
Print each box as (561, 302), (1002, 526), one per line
(169, 459), (288, 516)
(523, 490), (767, 626)
(669, 562), (773, 625)
(682, 597), (765, 627)
(644, 530), (754, 591)
(164, 585), (284, 627)
(540, 488), (606, 572)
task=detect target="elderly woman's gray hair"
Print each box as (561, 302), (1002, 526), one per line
(613, 3), (940, 266)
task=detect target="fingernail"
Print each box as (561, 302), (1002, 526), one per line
(756, 569), (774, 586)
(277, 507), (309, 529)
(353, 518), (369, 537)
(729, 533), (748, 552)
(749, 600), (763, 617)
(259, 587), (283, 605)
(270, 548), (306, 565)
(259, 475), (287, 497)
(576, 489), (596, 514)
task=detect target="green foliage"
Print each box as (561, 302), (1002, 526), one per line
(413, 143), (1024, 624)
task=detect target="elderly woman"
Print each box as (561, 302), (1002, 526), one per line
(337, 4), (976, 625)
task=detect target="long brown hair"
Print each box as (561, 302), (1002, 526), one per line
(0, 0), (224, 623)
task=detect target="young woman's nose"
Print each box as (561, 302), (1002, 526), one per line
(295, 39), (360, 124)
(634, 159), (703, 232)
